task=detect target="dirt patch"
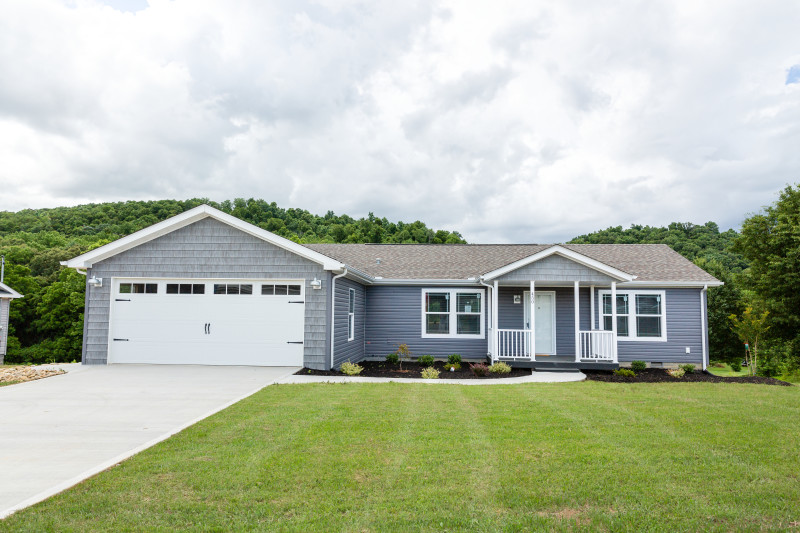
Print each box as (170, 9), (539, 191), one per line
(584, 368), (792, 386)
(0, 366), (66, 386)
(297, 360), (530, 379)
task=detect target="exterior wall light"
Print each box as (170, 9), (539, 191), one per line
(88, 277), (103, 288)
(310, 278), (322, 290)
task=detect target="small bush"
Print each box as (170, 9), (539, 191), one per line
(340, 361), (363, 376)
(679, 364), (696, 374)
(630, 360), (647, 372)
(711, 362), (725, 368)
(385, 352), (399, 364)
(489, 362), (512, 374)
(418, 355), (435, 367)
(729, 361), (742, 372)
(668, 368), (685, 378)
(443, 362), (461, 372)
(614, 368), (636, 379)
(470, 363), (489, 376)
(447, 354), (462, 365)
(421, 367), (440, 379)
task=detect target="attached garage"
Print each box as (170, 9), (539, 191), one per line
(108, 278), (306, 366)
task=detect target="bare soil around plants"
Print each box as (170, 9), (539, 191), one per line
(584, 368), (792, 386)
(297, 360), (530, 379)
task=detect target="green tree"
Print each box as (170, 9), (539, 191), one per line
(729, 307), (770, 376)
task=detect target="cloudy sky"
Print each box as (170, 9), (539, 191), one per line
(1, 0), (799, 242)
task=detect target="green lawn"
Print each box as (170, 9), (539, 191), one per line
(2, 382), (799, 532)
(708, 363), (750, 377)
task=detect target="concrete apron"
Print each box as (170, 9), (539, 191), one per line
(0, 364), (299, 519)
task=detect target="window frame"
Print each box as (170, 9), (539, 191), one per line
(347, 288), (355, 342)
(598, 289), (667, 342)
(421, 288), (485, 339)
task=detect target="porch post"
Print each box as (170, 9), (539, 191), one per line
(492, 280), (499, 363)
(611, 281), (618, 362)
(574, 281), (580, 362)
(590, 285), (595, 330)
(529, 280), (535, 359)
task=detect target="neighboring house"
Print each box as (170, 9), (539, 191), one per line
(62, 205), (722, 371)
(0, 281), (23, 364)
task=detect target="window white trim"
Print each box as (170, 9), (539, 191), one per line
(598, 289), (667, 342)
(421, 288), (485, 339)
(347, 288), (355, 342)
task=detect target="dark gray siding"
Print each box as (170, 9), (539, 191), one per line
(83, 217), (331, 369)
(333, 277), (366, 367)
(365, 285), (488, 360)
(0, 298), (9, 362)
(497, 254), (616, 283)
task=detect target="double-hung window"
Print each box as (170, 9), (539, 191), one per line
(599, 290), (666, 341)
(422, 289), (484, 338)
(347, 288), (355, 341)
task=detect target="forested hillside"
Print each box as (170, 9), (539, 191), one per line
(0, 198), (465, 363)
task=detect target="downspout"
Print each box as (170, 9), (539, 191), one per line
(479, 278), (494, 361)
(701, 284), (708, 371)
(330, 268), (348, 369)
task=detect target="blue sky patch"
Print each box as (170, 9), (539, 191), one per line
(787, 65), (800, 84)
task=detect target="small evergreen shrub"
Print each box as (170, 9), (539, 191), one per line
(668, 368), (685, 378)
(630, 360), (647, 372)
(447, 354), (462, 365)
(614, 368), (636, 379)
(418, 355), (435, 367)
(729, 361), (742, 372)
(443, 362), (461, 372)
(489, 362), (512, 374)
(470, 363), (489, 376)
(421, 367), (440, 379)
(679, 364), (696, 374)
(385, 352), (399, 364)
(340, 361), (363, 376)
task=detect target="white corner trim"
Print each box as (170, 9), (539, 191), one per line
(481, 245), (635, 282)
(0, 281), (23, 299)
(62, 204), (344, 271)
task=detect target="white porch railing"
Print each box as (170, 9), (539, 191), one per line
(496, 329), (532, 360)
(578, 330), (616, 362)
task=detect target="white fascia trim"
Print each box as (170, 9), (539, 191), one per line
(481, 245), (635, 282)
(618, 280), (724, 288)
(371, 278), (482, 286)
(61, 204), (344, 271)
(0, 281), (23, 298)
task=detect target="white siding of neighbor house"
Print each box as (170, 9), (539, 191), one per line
(0, 298), (10, 362)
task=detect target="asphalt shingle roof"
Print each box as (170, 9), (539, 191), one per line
(303, 243), (720, 283)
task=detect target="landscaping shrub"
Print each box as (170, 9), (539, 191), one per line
(729, 361), (742, 372)
(470, 363), (489, 376)
(630, 360), (647, 372)
(679, 364), (696, 374)
(385, 352), (399, 364)
(668, 368), (685, 378)
(711, 362), (725, 368)
(418, 355), (435, 367)
(421, 367), (440, 379)
(489, 362), (512, 374)
(340, 361), (363, 376)
(614, 368), (636, 379)
(447, 354), (462, 365)
(443, 363), (461, 372)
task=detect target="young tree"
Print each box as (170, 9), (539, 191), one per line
(729, 307), (770, 376)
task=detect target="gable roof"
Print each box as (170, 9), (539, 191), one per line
(304, 243), (721, 285)
(0, 281), (23, 299)
(62, 205), (344, 271)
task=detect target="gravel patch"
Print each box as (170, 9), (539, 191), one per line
(0, 367), (66, 386)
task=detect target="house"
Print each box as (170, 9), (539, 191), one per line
(0, 281), (23, 365)
(62, 205), (722, 371)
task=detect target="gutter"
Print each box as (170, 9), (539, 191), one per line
(330, 268), (348, 369)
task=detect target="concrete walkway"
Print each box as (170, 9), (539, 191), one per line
(279, 370), (585, 385)
(0, 364), (298, 519)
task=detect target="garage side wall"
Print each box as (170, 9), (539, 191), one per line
(83, 217), (331, 369)
(332, 277), (366, 368)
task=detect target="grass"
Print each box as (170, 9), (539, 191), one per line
(708, 362), (750, 377)
(2, 382), (799, 531)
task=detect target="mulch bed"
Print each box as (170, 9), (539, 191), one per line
(584, 368), (792, 386)
(297, 360), (530, 379)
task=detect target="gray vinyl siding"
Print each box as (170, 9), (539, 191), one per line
(0, 298), (9, 362)
(593, 287), (704, 364)
(82, 217), (331, 369)
(333, 277), (366, 368)
(497, 255), (616, 284)
(365, 285), (488, 360)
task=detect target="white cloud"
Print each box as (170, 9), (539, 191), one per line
(1, 0), (799, 242)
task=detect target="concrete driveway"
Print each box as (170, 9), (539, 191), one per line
(0, 364), (298, 518)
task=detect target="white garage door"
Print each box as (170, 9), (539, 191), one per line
(108, 278), (305, 366)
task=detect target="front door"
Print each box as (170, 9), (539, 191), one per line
(524, 291), (556, 355)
